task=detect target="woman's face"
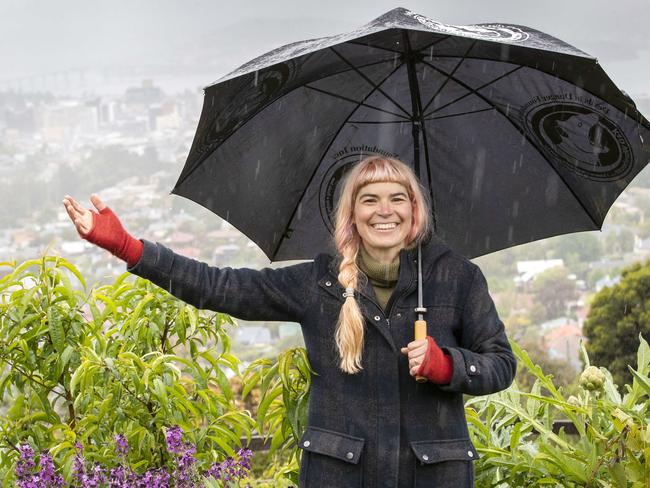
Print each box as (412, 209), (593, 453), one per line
(353, 181), (414, 262)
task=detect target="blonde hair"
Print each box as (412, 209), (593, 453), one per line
(333, 156), (431, 373)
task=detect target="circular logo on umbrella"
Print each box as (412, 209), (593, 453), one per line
(319, 148), (399, 233)
(405, 11), (530, 42)
(523, 102), (632, 181)
(193, 60), (299, 159)
(319, 155), (358, 234)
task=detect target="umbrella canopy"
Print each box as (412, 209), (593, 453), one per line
(174, 7), (650, 261)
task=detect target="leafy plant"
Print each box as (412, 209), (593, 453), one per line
(241, 348), (313, 486)
(467, 337), (650, 487)
(0, 257), (254, 485)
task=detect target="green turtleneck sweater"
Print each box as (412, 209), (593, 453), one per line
(357, 246), (400, 312)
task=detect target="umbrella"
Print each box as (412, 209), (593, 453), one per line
(173, 7), (650, 262)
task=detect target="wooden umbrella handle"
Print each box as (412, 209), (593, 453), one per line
(414, 320), (427, 383)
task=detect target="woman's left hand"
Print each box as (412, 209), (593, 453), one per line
(400, 339), (428, 377)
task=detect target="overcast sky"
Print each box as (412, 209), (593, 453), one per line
(1, 0), (649, 97)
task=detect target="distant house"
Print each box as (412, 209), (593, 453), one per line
(634, 235), (650, 254)
(514, 259), (564, 287)
(595, 274), (621, 292)
(236, 326), (272, 346)
(542, 319), (585, 370)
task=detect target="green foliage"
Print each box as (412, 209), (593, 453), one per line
(0, 257), (254, 484)
(241, 348), (313, 486)
(467, 338), (650, 487)
(584, 259), (650, 387)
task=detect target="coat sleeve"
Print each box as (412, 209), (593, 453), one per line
(438, 264), (517, 396)
(127, 239), (311, 323)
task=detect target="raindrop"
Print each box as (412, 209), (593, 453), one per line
(505, 103), (510, 116)
(226, 210), (230, 220)
(640, 134), (644, 144)
(484, 235), (491, 249)
(297, 203), (303, 220)
(512, 200), (519, 218)
(551, 61), (555, 71)
(507, 226), (514, 242)
(429, 46), (433, 60)
(481, 62), (487, 74)
(254, 70), (259, 87)
(393, 53), (398, 68)
(255, 160), (261, 180)
(168, 279), (173, 292)
(545, 177), (559, 207)
(211, 96), (215, 107)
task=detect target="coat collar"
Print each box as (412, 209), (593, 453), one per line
(325, 233), (452, 280)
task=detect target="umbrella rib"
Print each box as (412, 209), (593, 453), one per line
(423, 107), (495, 121)
(420, 40), (477, 115)
(329, 47), (412, 118)
(347, 120), (410, 124)
(423, 65), (523, 118)
(304, 85), (409, 120)
(416, 35), (454, 56)
(345, 35), (451, 55)
(347, 40), (401, 54)
(421, 59), (601, 228)
(270, 62), (407, 259)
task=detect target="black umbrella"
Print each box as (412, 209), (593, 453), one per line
(174, 7), (650, 262)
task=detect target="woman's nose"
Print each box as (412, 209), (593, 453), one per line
(377, 202), (393, 215)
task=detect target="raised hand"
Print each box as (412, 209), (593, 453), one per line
(61, 195), (143, 266)
(62, 194), (106, 237)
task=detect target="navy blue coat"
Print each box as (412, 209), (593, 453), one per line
(129, 235), (516, 487)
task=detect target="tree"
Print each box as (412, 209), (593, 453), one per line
(583, 259), (650, 387)
(531, 267), (578, 321)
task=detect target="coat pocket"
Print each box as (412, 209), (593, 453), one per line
(410, 438), (478, 488)
(298, 426), (365, 488)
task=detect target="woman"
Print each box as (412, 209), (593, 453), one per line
(63, 156), (516, 487)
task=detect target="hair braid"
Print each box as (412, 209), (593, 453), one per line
(335, 240), (365, 373)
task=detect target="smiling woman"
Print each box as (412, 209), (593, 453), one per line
(62, 155), (516, 487)
(353, 182), (414, 263)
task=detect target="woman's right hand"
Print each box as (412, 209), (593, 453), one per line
(61, 194), (143, 266)
(62, 194), (106, 237)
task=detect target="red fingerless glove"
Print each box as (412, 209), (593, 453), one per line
(417, 336), (453, 385)
(82, 207), (143, 267)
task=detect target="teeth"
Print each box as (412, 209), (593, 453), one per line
(372, 223), (397, 230)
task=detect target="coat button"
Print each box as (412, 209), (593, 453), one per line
(467, 451), (474, 458)
(374, 315), (381, 321)
(303, 441), (310, 447)
(469, 365), (477, 373)
(422, 454), (429, 461)
(325, 281), (332, 287)
(396, 313), (402, 318)
(346, 452), (354, 460)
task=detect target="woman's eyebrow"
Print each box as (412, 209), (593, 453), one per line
(358, 191), (408, 199)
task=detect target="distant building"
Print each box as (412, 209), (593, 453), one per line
(236, 326), (272, 346)
(595, 274), (621, 292)
(514, 259), (564, 287)
(40, 101), (98, 143)
(541, 318), (585, 370)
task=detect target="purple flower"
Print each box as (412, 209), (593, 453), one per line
(36, 452), (65, 487)
(114, 434), (129, 458)
(16, 444), (35, 479)
(72, 442), (85, 484)
(165, 426), (184, 454)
